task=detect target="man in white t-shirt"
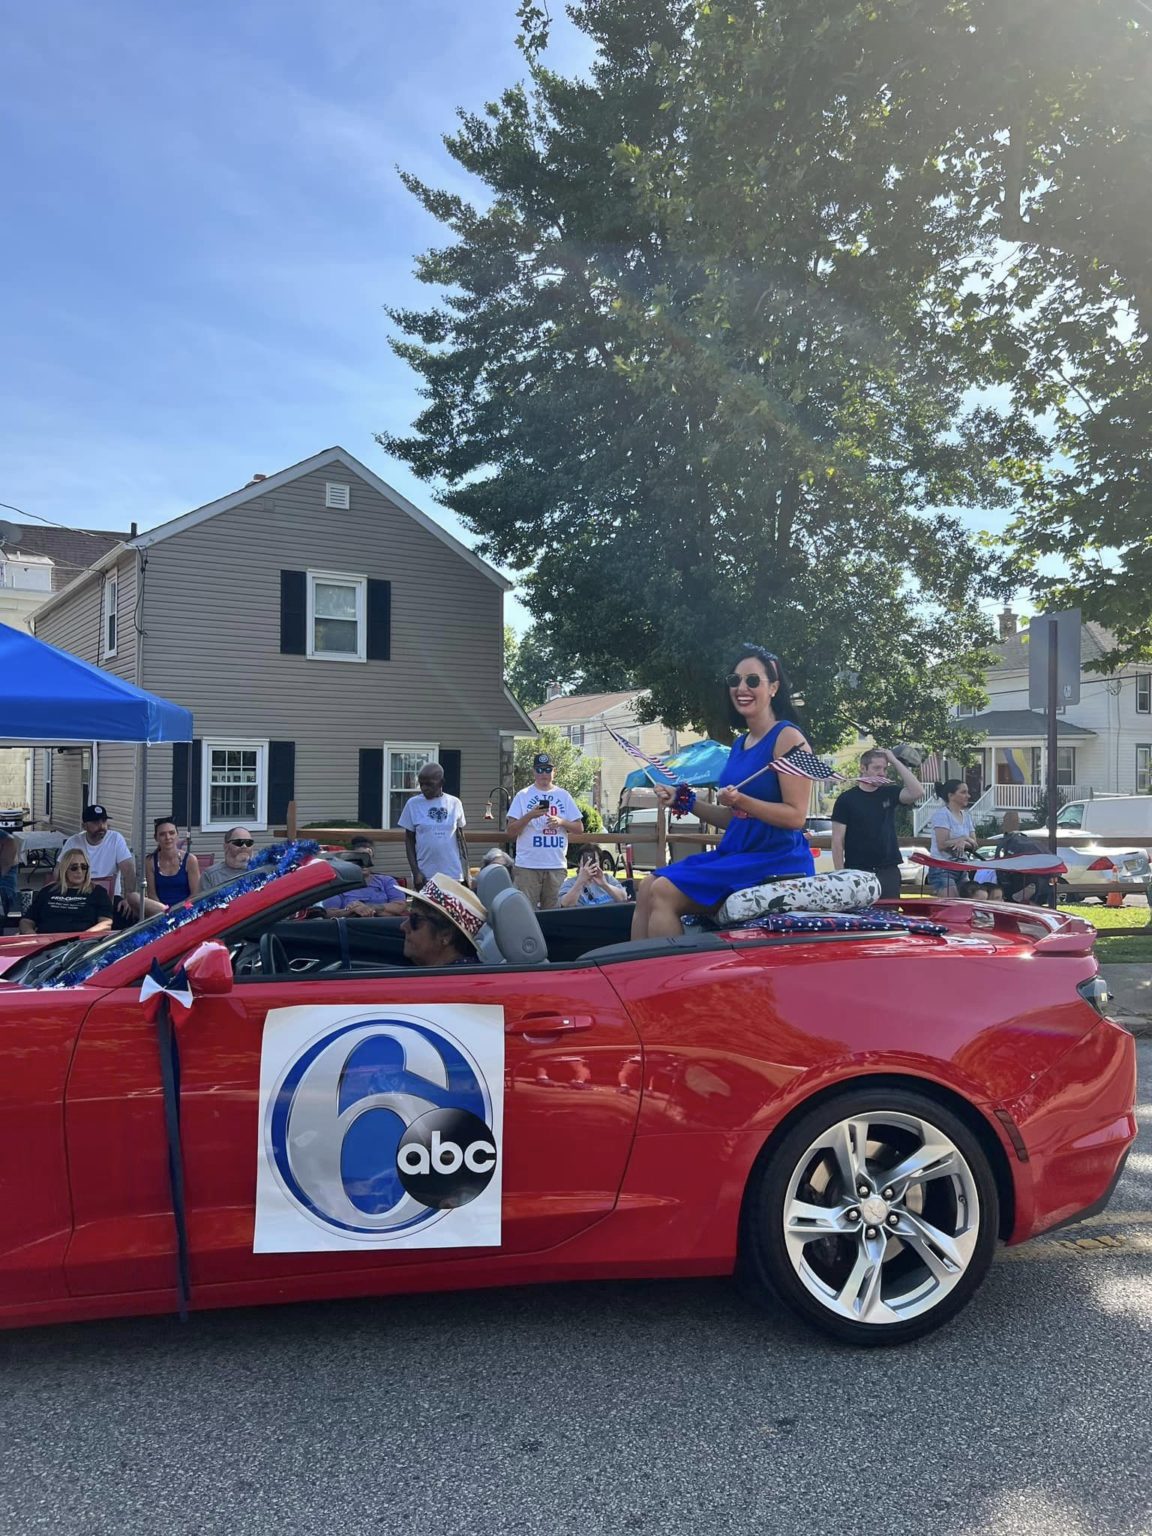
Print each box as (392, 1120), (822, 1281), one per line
(505, 752), (584, 910)
(62, 803), (148, 921)
(399, 762), (469, 886)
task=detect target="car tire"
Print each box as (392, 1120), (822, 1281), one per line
(739, 1086), (999, 1347)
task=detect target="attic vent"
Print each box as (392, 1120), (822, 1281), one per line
(325, 482), (351, 510)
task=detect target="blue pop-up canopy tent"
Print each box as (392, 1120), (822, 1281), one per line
(0, 622), (193, 743)
(623, 737), (732, 791)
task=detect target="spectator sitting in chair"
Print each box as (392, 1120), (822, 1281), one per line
(63, 805), (159, 924)
(19, 848), (113, 936)
(558, 846), (628, 908)
(320, 837), (408, 917)
(401, 875), (485, 967)
(145, 816), (202, 908)
(200, 826), (255, 892)
(0, 826), (21, 920)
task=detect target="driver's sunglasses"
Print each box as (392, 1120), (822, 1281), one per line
(228, 838), (255, 848)
(405, 909), (446, 932)
(725, 672), (764, 690)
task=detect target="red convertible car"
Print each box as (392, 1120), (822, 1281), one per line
(0, 849), (1135, 1346)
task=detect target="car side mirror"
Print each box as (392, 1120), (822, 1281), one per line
(184, 940), (234, 996)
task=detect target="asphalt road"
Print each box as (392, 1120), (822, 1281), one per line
(3, 1049), (1152, 1536)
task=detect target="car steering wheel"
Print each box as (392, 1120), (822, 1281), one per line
(259, 930), (289, 976)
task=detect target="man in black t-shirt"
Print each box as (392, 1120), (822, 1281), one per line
(831, 748), (926, 900)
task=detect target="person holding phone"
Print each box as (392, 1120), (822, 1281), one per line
(558, 847), (629, 907)
(505, 752), (584, 909)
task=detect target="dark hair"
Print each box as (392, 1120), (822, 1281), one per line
(859, 749), (887, 771)
(349, 836), (373, 850)
(725, 644), (801, 731)
(935, 778), (966, 801)
(153, 816), (177, 835)
(580, 845), (606, 866)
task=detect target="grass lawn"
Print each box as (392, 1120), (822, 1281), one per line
(1063, 903), (1152, 963)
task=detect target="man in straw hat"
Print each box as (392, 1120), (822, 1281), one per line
(402, 873), (487, 967)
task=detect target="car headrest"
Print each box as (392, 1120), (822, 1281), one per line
(474, 924), (504, 966)
(475, 863), (513, 910)
(488, 884), (549, 966)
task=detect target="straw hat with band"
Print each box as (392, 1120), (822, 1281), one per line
(409, 874), (486, 951)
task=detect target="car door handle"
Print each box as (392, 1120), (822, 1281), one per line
(506, 1013), (594, 1037)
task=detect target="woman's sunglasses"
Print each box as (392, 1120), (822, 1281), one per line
(725, 672), (766, 690)
(405, 909), (446, 932)
(66, 861), (89, 872)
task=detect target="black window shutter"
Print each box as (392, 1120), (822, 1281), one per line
(280, 570), (306, 655)
(358, 748), (384, 827)
(268, 740), (296, 825)
(366, 579), (391, 661)
(440, 749), (461, 798)
(172, 744), (189, 827)
(189, 739), (203, 827)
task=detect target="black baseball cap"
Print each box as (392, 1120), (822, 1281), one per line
(533, 753), (554, 772)
(82, 804), (108, 821)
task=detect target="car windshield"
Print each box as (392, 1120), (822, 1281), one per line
(20, 845), (351, 988)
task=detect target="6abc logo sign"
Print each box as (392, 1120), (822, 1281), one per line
(254, 1005), (504, 1252)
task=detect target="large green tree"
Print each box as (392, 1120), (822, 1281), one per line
(380, 0), (1056, 745)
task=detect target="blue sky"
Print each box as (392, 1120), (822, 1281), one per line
(1, 1), (1029, 635)
(1, 0), (593, 629)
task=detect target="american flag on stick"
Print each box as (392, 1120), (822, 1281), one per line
(604, 723), (678, 784)
(768, 746), (844, 783)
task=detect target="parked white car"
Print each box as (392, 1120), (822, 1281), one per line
(974, 842), (1150, 903)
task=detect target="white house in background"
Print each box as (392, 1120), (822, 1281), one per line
(0, 522), (128, 815)
(913, 611), (1152, 832)
(529, 688), (704, 815)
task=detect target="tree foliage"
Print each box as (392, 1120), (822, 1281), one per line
(382, 0), (1149, 743)
(505, 623), (636, 711)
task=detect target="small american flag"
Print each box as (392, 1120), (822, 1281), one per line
(604, 724), (677, 784)
(769, 747), (844, 783)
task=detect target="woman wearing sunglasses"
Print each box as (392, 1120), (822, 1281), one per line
(19, 848), (114, 935)
(631, 645), (815, 939)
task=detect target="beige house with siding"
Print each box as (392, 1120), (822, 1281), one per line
(30, 448), (533, 873)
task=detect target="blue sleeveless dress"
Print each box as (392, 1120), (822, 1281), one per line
(151, 848), (192, 907)
(653, 720), (815, 907)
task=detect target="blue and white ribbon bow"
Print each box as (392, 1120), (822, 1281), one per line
(139, 959), (193, 1011)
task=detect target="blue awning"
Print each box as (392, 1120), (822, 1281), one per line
(623, 737), (732, 791)
(0, 621), (193, 743)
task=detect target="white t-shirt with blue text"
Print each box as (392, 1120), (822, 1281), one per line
(509, 785), (582, 869)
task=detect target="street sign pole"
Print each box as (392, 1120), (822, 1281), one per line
(1047, 618), (1059, 909)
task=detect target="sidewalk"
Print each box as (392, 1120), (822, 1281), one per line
(1101, 964), (1152, 1038)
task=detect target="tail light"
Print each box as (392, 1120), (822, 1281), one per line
(1087, 857), (1117, 872)
(1077, 975), (1112, 1015)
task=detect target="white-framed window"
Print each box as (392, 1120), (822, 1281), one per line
(1137, 674), (1151, 714)
(101, 573), (118, 659)
(325, 482), (351, 510)
(201, 739), (268, 831)
(565, 724), (585, 748)
(384, 742), (439, 828)
(306, 570), (366, 662)
(1138, 745), (1152, 795)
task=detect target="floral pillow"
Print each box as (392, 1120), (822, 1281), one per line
(718, 869), (882, 924)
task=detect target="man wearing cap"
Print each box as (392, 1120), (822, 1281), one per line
(505, 753), (584, 910)
(62, 805), (148, 920)
(402, 874), (485, 967)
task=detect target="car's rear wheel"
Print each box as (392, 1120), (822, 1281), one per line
(740, 1087), (999, 1346)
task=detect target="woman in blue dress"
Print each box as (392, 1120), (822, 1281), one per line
(631, 646), (815, 939)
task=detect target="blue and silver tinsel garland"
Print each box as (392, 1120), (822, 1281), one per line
(737, 907), (947, 937)
(46, 840), (323, 989)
